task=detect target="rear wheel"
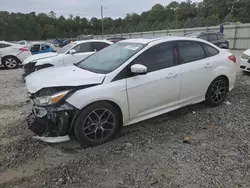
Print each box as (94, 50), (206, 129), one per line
(74, 102), (121, 146)
(2, 56), (19, 69)
(205, 77), (228, 107)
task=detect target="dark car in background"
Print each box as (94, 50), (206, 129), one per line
(185, 32), (229, 49)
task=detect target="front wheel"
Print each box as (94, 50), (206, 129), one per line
(205, 77), (228, 107)
(2, 56), (19, 69)
(74, 102), (121, 146)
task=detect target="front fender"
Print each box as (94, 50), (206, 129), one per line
(66, 79), (130, 124)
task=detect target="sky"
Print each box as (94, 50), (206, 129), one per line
(0, 0), (201, 18)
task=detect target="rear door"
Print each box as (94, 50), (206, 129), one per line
(177, 41), (214, 103)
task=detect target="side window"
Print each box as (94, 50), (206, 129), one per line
(132, 42), (175, 73)
(91, 42), (110, 51)
(41, 44), (46, 50)
(207, 34), (217, 42)
(203, 43), (219, 56)
(199, 35), (207, 41)
(46, 45), (51, 48)
(30, 44), (40, 52)
(177, 41), (206, 63)
(73, 43), (91, 53)
(0, 43), (11, 48)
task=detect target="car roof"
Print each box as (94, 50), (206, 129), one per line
(74, 39), (113, 44)
(119, 36), (210, 44)
(0, 41), (14, 45)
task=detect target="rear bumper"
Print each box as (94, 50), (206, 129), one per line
(26, 104), (77, 143)
(240, 58), (250, 72)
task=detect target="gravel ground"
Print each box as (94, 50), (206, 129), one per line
(0, 50), (250, 188)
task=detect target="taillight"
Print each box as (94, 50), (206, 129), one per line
(19, 47), (29, 52)
(228, 55), (236, 63)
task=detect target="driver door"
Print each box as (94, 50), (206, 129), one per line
(126, 42), (181, 120)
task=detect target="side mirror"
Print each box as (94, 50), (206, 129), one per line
(130, 64), (147, 75)
(69, 49), (76, 55)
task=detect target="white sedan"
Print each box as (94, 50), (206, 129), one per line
(240, 49), (250, 73)
(22, 40), (113, 77)
(0, 41), (31, 69)
(25, 37), (237, 145)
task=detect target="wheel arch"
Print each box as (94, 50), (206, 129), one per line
(70, 100), (124, 130)
(1, 55), (20, 63)
(206, 75), (229, 95)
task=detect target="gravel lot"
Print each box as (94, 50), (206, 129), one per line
(0, 50), (250, 188)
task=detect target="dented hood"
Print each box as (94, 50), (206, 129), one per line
(22, 52), (58, 65)
(25, 65), (105, 93)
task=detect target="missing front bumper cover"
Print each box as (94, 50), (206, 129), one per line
(27, 104), (75, 142)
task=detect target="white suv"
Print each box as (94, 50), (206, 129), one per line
(22, 40), (112, 77)
(25, 37), (237, 146)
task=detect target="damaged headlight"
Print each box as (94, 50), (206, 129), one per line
(241, 53), (250, 60)
(33, 90), (70, 106)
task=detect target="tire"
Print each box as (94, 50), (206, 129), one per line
(74, 102), (121, 146)
(2, 56), (20, 69)
(205, 77), (229, 107)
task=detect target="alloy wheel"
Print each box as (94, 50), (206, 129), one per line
(211, 79), (227, 103)
(5, 58), (17, 68)
(82, 108), (115, 141)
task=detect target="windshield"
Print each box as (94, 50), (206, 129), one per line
(57, 43), (76, 54)
(76, 42), (146, 74)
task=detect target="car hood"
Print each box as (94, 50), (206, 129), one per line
(23, 52), (58, 65)
(25, 65), (105, 93)
(243, 49), (250, 56)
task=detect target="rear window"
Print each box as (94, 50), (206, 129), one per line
(199, 35), (207, 41)
(203, 44), (219, 56)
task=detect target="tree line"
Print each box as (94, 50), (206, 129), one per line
(0, 0), (250, 41)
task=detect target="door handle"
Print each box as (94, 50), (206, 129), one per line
(166, 72), (177, 79)
(204, 63), (212, 68)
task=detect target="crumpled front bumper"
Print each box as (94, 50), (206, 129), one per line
(26, 104), (76, 143)
(22, 62), (36, 79)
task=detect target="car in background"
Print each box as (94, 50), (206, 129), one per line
(29, 42), (56, 55)
(240, 49), (250, 73)
(107, 37), (126, 43)
(22, 40), (113, 77)
(25, 37), (237, 145)
(185, 32), (229, 49)
(0, 41), (31, 69)
(52, 39), (71, 48)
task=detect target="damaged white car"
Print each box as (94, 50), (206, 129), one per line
(22, 40), (112, 78)
(25, 37), (237, 146)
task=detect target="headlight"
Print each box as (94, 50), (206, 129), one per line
(33, 90), (70, 106)
(241, 53), (250, 60)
